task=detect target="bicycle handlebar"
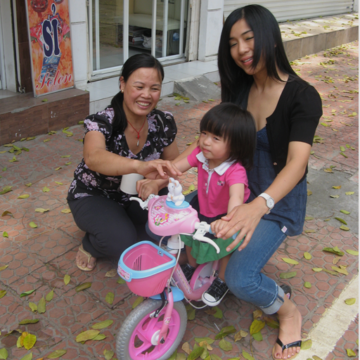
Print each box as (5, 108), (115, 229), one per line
(130, 195), (221, 254)
(193, 222), (220, 254)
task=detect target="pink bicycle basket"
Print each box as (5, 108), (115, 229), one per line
(118, 241), (176, 297)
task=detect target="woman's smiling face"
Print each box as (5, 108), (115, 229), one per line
(120, 67), (162, 120)
(229, 18), (265, 76)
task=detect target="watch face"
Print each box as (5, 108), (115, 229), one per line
(268, 198), (275, 208)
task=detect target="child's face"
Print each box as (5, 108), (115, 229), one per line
(199, 131), (231, 166)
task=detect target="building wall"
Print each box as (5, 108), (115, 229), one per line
(69, 0), (88, 90)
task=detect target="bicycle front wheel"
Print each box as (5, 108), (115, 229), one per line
(116, 299), (187, 360)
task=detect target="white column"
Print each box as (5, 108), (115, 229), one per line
(354, 0), (359, 12)
(69, 0), (88, 89)
(198, 0), (224, 61)
(0, 0), (17, 91)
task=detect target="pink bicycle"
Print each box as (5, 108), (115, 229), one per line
(116, 183), (223, 360)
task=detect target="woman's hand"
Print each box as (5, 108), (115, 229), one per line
(216, 198), (268, 252)
(136, 179), (159, 200)
(137, 159), (182, 179)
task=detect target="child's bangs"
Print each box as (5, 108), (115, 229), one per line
(200, 114), (230, 141)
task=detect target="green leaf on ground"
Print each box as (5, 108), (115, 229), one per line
(252, 332), (263, 341)
(92, 320), (113, 330)
(0, 186), (12, 195)
(304, 282), (312, 288)
(20, 353), (33, 360)
(334, 217), (347, 225)
(346, 348), (357, 357)
(29, 222), (37, 228)
(345, 298), (356, 305)
(301, 339), (312, 350)
(219, 338), (232, 351)
(37, 297), (46, 314)
(215, 325), (236, 339)
(18, 194), (30, 199)
(312, 268), (323, 272)
(186, 304), (196, 320)
(75, 329), (100, 342)
(105, 292), (114, 305)
(104, 349), (114, 360)
(346, 249), (358, 255)
(64, 274), (70, 285)
(188, 347), (204, 360)
(47, 349), (67, 358)
(46, 289), (54, 302)
(340, 225), (350, 231)
(282, 258), (299, 265)
(20, 290), (35, 297)
(195, 337), (215, 345)
(0, 265), (8, 271)
(250, 319), (265, 335)
(345, 191), (354, 195)
(242, 351), (255, 360)
(279, 271), (297, 279)
(340, 210), (350, 215)
(0, 348), (8, 359)
(23, 333), (36, 350)
(75, 282), (92, 292)
(0, 290), (6, 299)
(117, 277), (126, 284)
(322, 247), (344, 256)
(132, 296), (144, 309)
(42, 186), (50, 192)
(93, 334), (106, 341)
(19, 319), (39, 325)
(304, 252), (312, 260)
(35, 208), (49, 213)
(2, 232), (8, 238)
(29, 302), (37, 312)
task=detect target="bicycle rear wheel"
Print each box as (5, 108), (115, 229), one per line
(116, 299), (187, 360)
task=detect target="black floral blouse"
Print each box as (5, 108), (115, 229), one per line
(67, 107), (177, 204)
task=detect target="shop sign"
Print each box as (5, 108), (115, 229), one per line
(25, 0), (74, 96)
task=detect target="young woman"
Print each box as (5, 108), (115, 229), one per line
(67, 54), (181, 272)
(179, 5), (322, 360)
(173, 103), (256, 307)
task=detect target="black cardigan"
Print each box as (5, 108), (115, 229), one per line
(239, 76), (322, 182)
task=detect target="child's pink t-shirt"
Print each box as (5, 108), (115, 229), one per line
(187, 146), (250, 218)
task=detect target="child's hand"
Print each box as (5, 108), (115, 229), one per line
(211, 219), (228, 238)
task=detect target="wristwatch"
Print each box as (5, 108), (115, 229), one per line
(258, 193), (275, 214)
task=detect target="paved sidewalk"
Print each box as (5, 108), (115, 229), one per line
(0, 42), (358, 359)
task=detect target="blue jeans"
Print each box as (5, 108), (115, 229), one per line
(225, 218), (287, 315)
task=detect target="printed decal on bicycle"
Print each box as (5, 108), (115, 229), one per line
(154, 213), (169, 226)
(118, 266), (130, 281)
(151, 197), (193, 226)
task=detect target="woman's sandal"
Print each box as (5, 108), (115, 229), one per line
(272, 338), (302, 360)
(76, 245), (96, 272)
(280, 284), (292, 299)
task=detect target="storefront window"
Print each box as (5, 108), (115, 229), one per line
(91, 0), (188, 74)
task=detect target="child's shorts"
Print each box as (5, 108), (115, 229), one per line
(180, 233), (242, 264)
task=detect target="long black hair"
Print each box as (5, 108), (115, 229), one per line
(110, 53), (164, 134)
(218, 5), (297, 103)
(200, 102), (256, 170)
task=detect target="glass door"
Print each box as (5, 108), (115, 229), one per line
(90, 0), (188, 77)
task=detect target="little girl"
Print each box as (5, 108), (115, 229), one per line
(173, 102), (257, 306)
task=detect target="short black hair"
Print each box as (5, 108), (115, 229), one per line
(200, 103), (256, 170)
(110, 53), (164, 134)
(218, 5), (297, 103)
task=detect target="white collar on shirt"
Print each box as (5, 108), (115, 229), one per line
(196, 151), (235, 175)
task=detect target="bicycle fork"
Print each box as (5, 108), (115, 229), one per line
(150, 287), (174, 345)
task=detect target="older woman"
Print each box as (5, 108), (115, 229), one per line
(67, 54), (181, 272)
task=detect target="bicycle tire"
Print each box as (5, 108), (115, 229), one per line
(116, 299), (187, 360)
